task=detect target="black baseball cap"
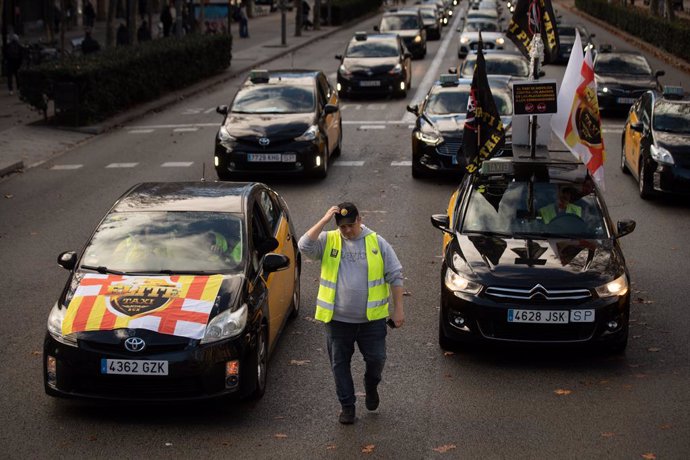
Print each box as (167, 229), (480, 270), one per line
(335, 202), (359, 225)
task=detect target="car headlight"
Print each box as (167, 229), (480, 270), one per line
(47, 302), (78, 347)
(460, 36), (470, 44)
(444, 269), (482, 295)
(600, 87), (609, 94)
(339, 64), (352, 78)
(201, 303), (248, 344)
(650, 144), (674, 165)
(389, 63), (403, 75)
(415, 130), (443, 145)
(295, 125), (319, 142)
(496, 37), (505, 46)
(218, 125), (237, 143)
(414, 35), (422, 43)
(595, 274), (629, 298)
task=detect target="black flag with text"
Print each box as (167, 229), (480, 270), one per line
(506, 0), (560, 64)
(462, 34), (506, 175)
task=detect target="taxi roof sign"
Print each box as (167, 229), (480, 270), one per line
(355, 31), (367, 41)
(662, 85), (685, 100)
(249, 69), (270, 83)
(439, 74), (459, 86)
(480, 159), (514, 175)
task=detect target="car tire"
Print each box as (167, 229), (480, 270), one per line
(289, 263), (301, 320)
(620, 139), (630, 175)
(247, 323), (268, 400)
(606, 323), (629, 355)
(412, 162), (425, 179)
(314, 143), (329, 179)
(638, 157), (655, 199)
(332, 120), (343, 157)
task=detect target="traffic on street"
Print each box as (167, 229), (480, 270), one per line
(0, 0), (688, 458)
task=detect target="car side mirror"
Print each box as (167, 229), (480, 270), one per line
(335, 54), (342, 60)
(216, 105), (229, 115)
(406, 104), (419, 116)
(324, 104), (339, 114)
(58, 251), (77, 270)
(256, 237), (279, 255)
(373, 25), (380, 32)
(630, 121), (644, 133)
(262, 253), (290, 273)
(431, 214), (453, 234)
(655, 70), (665, 78)
(616, 220), (636, 238)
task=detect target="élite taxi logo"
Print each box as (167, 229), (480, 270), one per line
(107, 279), (181, 316)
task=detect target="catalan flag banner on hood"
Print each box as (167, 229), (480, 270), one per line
(550, 30), (606, 190)
(506, 0), (559, 64)
(62, 274), (223, 339)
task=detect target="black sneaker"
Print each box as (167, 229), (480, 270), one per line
(365, 386), (379, 411)
(339, 405), (356, 424)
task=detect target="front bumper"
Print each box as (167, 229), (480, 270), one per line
(43, 332), (255, 401)
(412, 135), (467, 175)
(653, 162), (690, 195)
(338, 73), (406, 96)
(597, 89), (647, 112)
(215, 139), (325, 176)
(439, 278), (630, 347)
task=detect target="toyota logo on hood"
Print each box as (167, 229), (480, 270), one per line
(258, 137), (270, 146)
(124, 337), (146, 352)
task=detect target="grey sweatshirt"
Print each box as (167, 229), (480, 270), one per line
(298, 225), (403, 323)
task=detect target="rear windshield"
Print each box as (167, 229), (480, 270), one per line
(380, 15), (420, 31)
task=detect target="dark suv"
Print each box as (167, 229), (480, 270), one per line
(375, 10), (427, 59)
(431, 153), (636, 353)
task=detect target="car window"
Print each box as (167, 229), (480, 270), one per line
(317, 74), (331, 100)
(380, 15), (419, 31)
(653, 100), (690, 134)
(258, 190), (281, 234)
(251, 203), (271, 272)
(81, 211), (245, 272)
(462, 56), (529, 78)
(232, 85), (315, 114)
(461, 181), (606, 238)
(426, 90), (470, 114)
(346, 40), (399, 57)
(594, 54), (652, 76)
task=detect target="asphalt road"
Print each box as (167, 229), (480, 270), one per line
(0, 5), (688, 459)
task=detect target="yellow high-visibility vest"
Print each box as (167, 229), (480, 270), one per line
(539, 203), (582, 224)
(315, 231), (389, 323)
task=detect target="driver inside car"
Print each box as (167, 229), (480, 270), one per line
(539, 186), (582, 224)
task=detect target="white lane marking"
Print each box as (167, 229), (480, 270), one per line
(334, 161), (365, 166)
(128, 129), (154, 134)
(51, 164), (83, 170)
(402, 10), (464, 123)
(342, 120), (413, 125)
(162, 161), (194, 167)
(358, 125), (386, 130)
(173, 127), (199, 132)
(391, 161), (412, 166)
(125, 123), (218, 129)
(106, 163), (139, 168)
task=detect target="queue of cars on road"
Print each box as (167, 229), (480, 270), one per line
(44, 0), (686, 403)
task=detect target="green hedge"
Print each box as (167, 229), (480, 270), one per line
(320, 0), (384, 26)
(18, 33), (232, 126)
(575, 0), (690, 63)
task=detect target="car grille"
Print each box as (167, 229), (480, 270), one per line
(72, 374), (211, 399)
(485, 285), (592, 303)
(79, 339), (190, 354)
(477, 320), (596, 342)
(470, 42), (494, 50)
(605, 87), (648, 97)
(436, 139), (462, 158)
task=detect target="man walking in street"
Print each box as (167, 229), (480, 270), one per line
(299, 203), (405, 425)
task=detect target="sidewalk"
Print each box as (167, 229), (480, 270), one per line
(0, 10), (372, 178)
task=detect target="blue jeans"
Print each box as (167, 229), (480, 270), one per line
(325, 319), (387, 407)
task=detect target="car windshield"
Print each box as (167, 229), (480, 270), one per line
(420, 9), (437, 20)
(346, 40), (399, 57)
(380, 15), (419, 31)
(464, 22), (499, 32)
(461, 181), (607, 239)
(653, 101), (690, 134)
(594, 54), (652, 76)
(232, 85), (315, 113)
(461, 56), (529, 77)
(426, 88), (512, 115)
(81, 211), (245, 273)
(557, 26), (577, 36)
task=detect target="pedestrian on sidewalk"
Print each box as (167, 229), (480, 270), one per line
(239, 3), (249, 38)
(81, 28), (101, 54)
(3, 34), (24, 95)
(298, 203), (405, 425)
(83, 0), (96, 28)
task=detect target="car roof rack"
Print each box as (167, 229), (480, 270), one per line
(439, 74), (459, 86)
(354, 31), (367, 41)
(249, 69), (270, 84)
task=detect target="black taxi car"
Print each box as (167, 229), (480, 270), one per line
(594, 47), (665, 113)
(214, 69), (342, 179)
(375, 9), (427, 59)
(335, 32), (412, 98)
(44, 182), (301, 401)
(431, 154), (636, 352)
(621, 86), (690, 198)
(406, 74), (513, 178)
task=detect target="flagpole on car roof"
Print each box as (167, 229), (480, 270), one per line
(528, 32), (544, 159)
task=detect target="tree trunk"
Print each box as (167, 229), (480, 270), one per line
(294, 0), (301, 36)
(314, 0), (320, 30)
(107, 0), (117, 47)
(174, 0), (182, 37)
(129, 0), (137, 43)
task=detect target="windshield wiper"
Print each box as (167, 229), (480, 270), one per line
(127, 269), (220, 275)
(513, 232), (586, 240)
(462, 230), (514, 238)
(80, 265), (128, 275)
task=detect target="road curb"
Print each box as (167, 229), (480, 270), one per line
(0, 160), (24, 177)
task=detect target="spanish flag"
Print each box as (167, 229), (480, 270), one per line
(62, 274), (223, 339)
